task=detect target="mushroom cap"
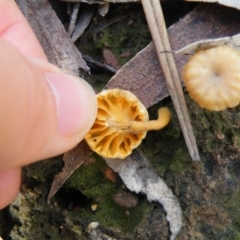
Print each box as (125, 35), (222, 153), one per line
(182, 45), (240, 111)
(85, 89), (149, 159)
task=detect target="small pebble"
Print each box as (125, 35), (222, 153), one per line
(114, 188), (138, 208)
(102, 48), (120, 69)
(120, 51), (131, 58)
(88, 222), (99, 230)
(91, 203), (98, 211)
(105, 167), (118, 182)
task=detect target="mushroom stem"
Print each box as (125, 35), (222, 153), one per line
(130, 107), (171, 132)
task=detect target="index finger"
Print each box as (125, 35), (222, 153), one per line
(0, 0), (47, 60)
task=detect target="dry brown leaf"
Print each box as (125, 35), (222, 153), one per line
(16, 0), (89, 76)
(102, 48), (121, 69)
(71, 4), (96, 42)
(176, 33), (240, 55)
(47, 141), (92, 203)
(60, 0), (240, 11)
(186, 0), (240, 10)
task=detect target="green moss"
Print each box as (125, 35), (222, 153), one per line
(24, 156), (63, 183)
(225, 191), (240, 232)
(64, 156), (150, 233)
(169, 148), (192, 176)
(94, 14), (150, 67)
(65, 155), (112, 196)
(140, 99), (192, 177)
(79, 5), (151, 93)
(234, 234), (240, 240)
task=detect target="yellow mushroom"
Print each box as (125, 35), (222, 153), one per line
(85, 89), (171, 159)
(182, 45), (240, 111)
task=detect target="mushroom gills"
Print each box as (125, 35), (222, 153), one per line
(85, 89), (171, 159)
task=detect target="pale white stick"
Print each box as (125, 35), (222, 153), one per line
(142, 0), (200, 161)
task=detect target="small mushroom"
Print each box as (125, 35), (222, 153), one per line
(85, 89), (171, 159)
(183, 45), (240, 111)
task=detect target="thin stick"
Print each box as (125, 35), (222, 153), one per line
(142, 0), (200, 161)
(83, 54), (117, 73)
(68, 2), (80, 36)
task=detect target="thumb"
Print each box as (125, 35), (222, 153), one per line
(0, 40), (97, 169)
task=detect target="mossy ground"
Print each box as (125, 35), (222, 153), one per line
(1, 2), (240, 240)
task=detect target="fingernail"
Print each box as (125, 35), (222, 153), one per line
(44, 72), (97, 137)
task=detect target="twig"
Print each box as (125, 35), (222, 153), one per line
(71, 4), (96, 42)
(83, 54), (118, 73)
(79, 12), (128, 46)
(68, 2), (80, 36)
(142, 0), (200, 161)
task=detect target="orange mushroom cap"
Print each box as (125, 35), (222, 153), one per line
(183, 45), (240, 111)
(85, 89), (171, 159)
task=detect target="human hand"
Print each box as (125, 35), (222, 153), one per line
(0, 0), (97, 209)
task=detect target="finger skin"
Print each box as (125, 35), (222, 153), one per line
(0, 0), (47, 209)
(0, 39), (97, 169)
(0, 168), (21, 209)
(0, 0), (47, 60)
